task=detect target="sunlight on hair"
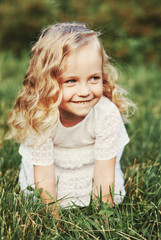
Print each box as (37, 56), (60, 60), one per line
(8, 22), (135, 145)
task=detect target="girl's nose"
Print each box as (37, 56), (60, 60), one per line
(77, 83), (91, 97)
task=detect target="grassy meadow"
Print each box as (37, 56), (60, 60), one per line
(0, 53), (161, 239)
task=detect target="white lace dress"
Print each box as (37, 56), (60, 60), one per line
(19, 96), (129, 207)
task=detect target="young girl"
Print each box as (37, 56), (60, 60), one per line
(8, 22), (134, 211)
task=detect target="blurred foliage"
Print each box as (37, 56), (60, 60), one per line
(0, 0), (161, 64)
(0, 0), (56, 54)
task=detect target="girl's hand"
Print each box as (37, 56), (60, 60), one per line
(34, 164), (59, 216)
(93, 157), (116, 206)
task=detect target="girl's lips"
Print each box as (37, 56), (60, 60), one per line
(71, 99), (93, 104)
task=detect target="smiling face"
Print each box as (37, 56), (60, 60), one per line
(59, 39), (103, 127)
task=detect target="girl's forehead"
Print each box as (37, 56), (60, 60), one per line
(67, 38), (102, 59)
(61, 40), (103, 76)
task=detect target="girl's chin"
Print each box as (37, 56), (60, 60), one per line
(60, 113), (85, 127)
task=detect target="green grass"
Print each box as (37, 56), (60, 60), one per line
(0, 53), (161, 239)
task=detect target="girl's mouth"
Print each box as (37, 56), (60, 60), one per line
(71, 100), (92, 104)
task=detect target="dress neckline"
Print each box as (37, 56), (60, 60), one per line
(58, 108), (91, 130)
(57, 97), (104, 130)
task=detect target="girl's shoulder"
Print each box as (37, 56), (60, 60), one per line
(93, 96), (120, 119)
(93, 97), (129, 146)
(92, 96), (125, 133)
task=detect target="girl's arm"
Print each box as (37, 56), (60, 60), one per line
(34, 163), (58, 217)
(93, 157), (116, 207)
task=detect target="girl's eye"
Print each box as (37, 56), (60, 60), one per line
(90, 76), (101, 82)
(64, 79), (76, 84)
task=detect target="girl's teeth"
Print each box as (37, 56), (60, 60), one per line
(75, 101), (88, 104)
(72, 100), (92, 104)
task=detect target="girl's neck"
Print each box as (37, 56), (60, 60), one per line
(59, 108), (85, 127)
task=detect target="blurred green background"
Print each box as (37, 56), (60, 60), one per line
(0, 1), (161, 238)
(0, 0), (160, 64)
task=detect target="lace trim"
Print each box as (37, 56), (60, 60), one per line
(95, 107), (129, 160)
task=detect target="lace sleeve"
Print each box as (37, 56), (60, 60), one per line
(94, 106), (129, 161)
(19, 136), (54, 166)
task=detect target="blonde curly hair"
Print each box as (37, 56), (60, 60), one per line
(8, 22), (135, 144)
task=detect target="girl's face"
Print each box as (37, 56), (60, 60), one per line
(59, 40), (103, 127)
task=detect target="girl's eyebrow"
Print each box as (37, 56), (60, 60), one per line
(88, 72), (102, 78)
(62, 72), (102, 78)
(60, 72), (102, 81)
(61, 75), (79, 80)
(90, 72), (102, 75)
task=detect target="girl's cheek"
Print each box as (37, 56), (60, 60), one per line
(95, 83), (103, 96)
(62, 88), (74, 101)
